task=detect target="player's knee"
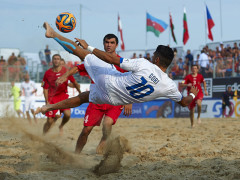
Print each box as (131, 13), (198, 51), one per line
(103, 117), (114, 127)
(81, 127), (93, 136)
(63, 111), (71, 118)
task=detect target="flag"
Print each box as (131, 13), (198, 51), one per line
(206, 5), (215, 41)
(183, 7), (189, 45)
(146, 12), (168, 37)
(118, 14), (125, 51)
(169, 12), (177, 44)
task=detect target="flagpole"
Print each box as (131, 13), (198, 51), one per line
(168, 10), (171, 47)
(219, 0), (223, 40)
(146, 11), (148, 48)
(204, 2), (207, 45)
(80, 4), (82, 39)
(117, 13), (120, 52)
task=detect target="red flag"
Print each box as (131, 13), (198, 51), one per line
(118, 14), (125, 51)
(169, 12), (177, 44)
(206, 5), (215, 41)
(183, 7), (189, 45)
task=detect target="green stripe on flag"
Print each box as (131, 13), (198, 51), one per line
(147, 26), (160, 37)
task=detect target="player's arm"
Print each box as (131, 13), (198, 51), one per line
(43, 88), (49, 105)
(56, 66), (78, 85)
(71, 81), (81, 93)
(177, 86), (199, 107)
(203, 80), (208, 96)
(75, 38), (120, 66)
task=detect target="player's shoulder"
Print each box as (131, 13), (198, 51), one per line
(44, 68), (52, 74)
(197, 73), (204, 78)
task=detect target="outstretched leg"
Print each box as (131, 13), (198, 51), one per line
(35, 91), (90, 115)
(43, 22), (90, 60)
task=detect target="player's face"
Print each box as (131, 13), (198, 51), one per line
(24, 74), (29, 81)
(104, 38), (118, 54)
(60, 60), (65, 66)
(192, 66), (198, 74)
(52, 56), (61, 67)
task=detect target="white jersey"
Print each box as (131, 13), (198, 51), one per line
(85, 55), (182, 106)
(20, 80), (36, 99)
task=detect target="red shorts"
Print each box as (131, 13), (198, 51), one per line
(46, 93), (70, 117)
(188, 92), (204, 110)
(84, 102), (123, 126)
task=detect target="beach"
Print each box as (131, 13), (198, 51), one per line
(0, 116), (240, 180)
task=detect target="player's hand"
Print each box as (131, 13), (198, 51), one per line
(75, 38), (89, 50)
(189, 86), (199, 97)
(56, 76), (67, 86)
(122, 104), (132, 117)
(187, 83), (192, 87)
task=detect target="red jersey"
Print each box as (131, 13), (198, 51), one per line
(42, 66), (75, 97)
(183, 73), (204, 94)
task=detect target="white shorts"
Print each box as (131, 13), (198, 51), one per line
(25, 98), (35, 111)
(84, 54), (115, 104)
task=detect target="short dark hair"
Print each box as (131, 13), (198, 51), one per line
(155, 45), (174, 68)
(52, 54), (61, 60)
(103, 34), (118, 45)
(192, 64), (198, 68)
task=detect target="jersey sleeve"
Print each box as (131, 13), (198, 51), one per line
(119, 58), (145, 72)
(200, 74), (204, 83)
(42, 72), (49, 89)
(165, 81), (183, 102)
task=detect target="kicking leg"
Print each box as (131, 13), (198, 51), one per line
(35, 91), (89, 115)
(75, 126), (94, 153)
(43, 22), (89, 60)
(96, 116), (113, 154)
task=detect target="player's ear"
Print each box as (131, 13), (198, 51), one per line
(155, 57), (160, 64)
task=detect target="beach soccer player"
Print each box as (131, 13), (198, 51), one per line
(35, 22), (199, 118)
(10, 81), (25, 118)
(42, 54), (81, 135)
(180, 65), (208, 128)
(57, 33), (132, 154)
(21, 73), (37, 124)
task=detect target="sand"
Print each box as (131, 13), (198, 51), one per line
(0, 116), (240, 180)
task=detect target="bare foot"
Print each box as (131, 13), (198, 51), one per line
(43, 22), (55, 38)
(96, 141), (106, 154)
(34, 105), (50, 115)
(197, 118), (201, 124)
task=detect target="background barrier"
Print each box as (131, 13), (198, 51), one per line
(1, 78), (239, 118)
